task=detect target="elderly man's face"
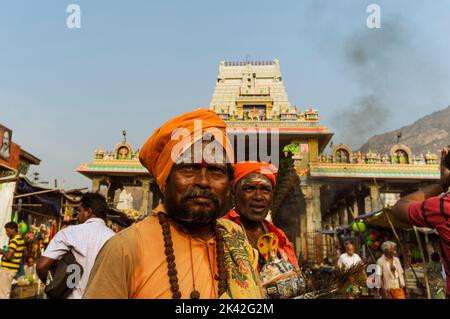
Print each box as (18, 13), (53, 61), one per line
(346, 244), (355, 256)
(234, 172), (273, 223)
(164, 141), (231, 225)
(385, 246), (397, 258)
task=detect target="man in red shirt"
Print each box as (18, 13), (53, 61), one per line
(392, 147), (450, 298)
(224, 161), (298, 269)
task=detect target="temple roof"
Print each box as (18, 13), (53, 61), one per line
(210, 59), (292, 115)
(77, 162), (148, 176)
(309, 162), (439, 180)
(309, 143), (440, 180)
(222, 60), (276, 66)
(77, 133), (149, 179)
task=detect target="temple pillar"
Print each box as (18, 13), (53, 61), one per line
(323, 215), (332, 259)
(148, 185), (153, 212)
(347, 193), (358, 219)
(327, 215), (334, 229)
(350, 201), (358, 221)
(356, 191), (366, 216)
(92, 178), (101, 193)
(140, 179), (151, 215)
(301, 183), (322, 263)
(345, 199), (353, 223)
(301, 184), (322, 233)
(332, 209), (340, 228)
(353, 198), (359, 217)
(338, 202), (348, 226)
(106, 182), (120, 206)
(369, 184), (382, 211)
(323, 215), (330, 229)
(151, 183), (162, 209)
(298, 210), (307, 261)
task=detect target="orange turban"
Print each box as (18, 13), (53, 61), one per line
(232, 162), (278, 188)
(139, 109), (234, 192)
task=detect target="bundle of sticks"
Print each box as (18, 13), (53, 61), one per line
(295, 261), (368, 299)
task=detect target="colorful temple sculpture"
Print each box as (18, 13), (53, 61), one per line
(77, 131), (160, 216)
(77, 59), (441, 265)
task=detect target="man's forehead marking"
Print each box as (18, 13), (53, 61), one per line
(240, 174), (272, 185)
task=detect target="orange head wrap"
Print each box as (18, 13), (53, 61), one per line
(232, 161), (278, 188)
(139, 109), (234, 192)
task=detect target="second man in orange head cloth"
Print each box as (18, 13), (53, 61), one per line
(224, 161), (299, 269)
(83, 109), (264, 299)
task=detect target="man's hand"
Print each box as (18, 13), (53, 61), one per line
(1, 249), (13, 260)
(440, 147), (450, 190)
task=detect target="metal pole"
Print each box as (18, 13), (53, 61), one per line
(13, 188), (58, 199)
(0, 176), (19, 184)
(10, 170), (20, 221)
(11, 204), (42, 207)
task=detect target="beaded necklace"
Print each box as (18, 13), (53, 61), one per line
(158, 213), (228, 299)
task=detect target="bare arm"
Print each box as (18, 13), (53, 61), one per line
(36, 256), (56, 283)
(36, 229), (70, 283)
(392, 184), (445, 224)
(392, 147), (450, 225)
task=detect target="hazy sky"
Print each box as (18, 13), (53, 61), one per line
(1, 0), (450, 189)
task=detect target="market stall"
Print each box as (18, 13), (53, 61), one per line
(8, 177), (83, 298)
(354, 208), (436, 298)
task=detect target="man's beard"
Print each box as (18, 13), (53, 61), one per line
(164, 189), (229, 226)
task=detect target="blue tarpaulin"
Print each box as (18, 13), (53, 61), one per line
(16, 180), (61, 216)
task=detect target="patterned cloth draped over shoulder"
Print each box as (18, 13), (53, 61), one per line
(217, 218), (265, 298)
(224, 209), (299, 268)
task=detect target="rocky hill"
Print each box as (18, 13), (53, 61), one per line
(359, 105), (450, 154)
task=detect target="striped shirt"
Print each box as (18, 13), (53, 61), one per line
(408, 194), (450, 297)
(1, 234), (25, 272)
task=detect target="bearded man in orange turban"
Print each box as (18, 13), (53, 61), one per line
(224, 161), (299, 270)
(84, 109), (264, 299)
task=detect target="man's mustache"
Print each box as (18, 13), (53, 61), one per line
(181, 189), (219, 205)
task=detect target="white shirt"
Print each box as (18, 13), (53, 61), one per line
(376, 256), (403, 289)
(337, 253), (362, 269)
(42, 218), (115, 299)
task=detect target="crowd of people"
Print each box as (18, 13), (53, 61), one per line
(0, 108), (448, 299)
(334, 241), (407, 299)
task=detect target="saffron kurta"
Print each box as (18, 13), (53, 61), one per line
(83, 213), (264, 299)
